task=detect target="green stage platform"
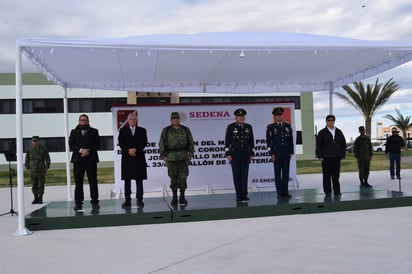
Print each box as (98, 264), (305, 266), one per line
(25, 188), (412, 231)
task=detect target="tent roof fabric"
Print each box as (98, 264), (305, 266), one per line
(17, 32), (412, 93)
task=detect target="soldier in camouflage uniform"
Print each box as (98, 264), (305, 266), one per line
(25, 136), (51, 204)
(159, 112), (195, 206)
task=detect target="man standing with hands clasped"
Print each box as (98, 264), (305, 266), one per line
(266, 107), (294, 199)
(353, 126), (373, 187)
(69, 114), (100, 211)
(385, 127), (405, 180)
(225, 108), (254, 202)
(316, 114), (346, 197)
(25, 135), (51, 204)
(159, 112), (195, 206)
(118, 112), (148, 209)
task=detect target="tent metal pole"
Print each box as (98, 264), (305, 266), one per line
(13, 45), (32, 236)
(329, 82), (334, 115)
(63, 87), (72, 201)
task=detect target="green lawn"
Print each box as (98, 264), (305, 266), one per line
(1, 150), (411, 187)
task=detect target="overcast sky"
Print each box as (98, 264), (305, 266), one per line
(1, 0), (412, 140)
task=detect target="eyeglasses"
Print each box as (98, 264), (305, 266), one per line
(392, 131), (397, 133)
(327, 119), (335, 122)
(79, 119), (88, 122)
(274, 113), (282, 116)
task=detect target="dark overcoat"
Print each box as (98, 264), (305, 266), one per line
(69, 126), (100, 164)
(118, 126), (148, 180)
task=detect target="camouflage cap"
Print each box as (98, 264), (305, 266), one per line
(32, 136), (40, 141)
(171, 112), (180, 119)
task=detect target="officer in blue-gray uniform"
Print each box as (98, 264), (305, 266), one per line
(266, 107), (294, 199)
(225, 108), (254, 202)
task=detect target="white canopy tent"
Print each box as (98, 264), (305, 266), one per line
(14, 32), (412, 235)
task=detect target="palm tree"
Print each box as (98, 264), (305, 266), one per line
(335, 78), (400, 137)
(384, 109), (412, 141)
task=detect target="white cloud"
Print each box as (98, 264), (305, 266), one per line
(1, 0), (411, 138)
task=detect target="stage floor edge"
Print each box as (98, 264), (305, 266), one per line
(25, 188), (412, 231)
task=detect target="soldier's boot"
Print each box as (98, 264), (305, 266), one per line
(32, 194), (39, 204)
(179, 189), (188, 205)
(38, 194), (43, 204)
(171, 190), (178, 206)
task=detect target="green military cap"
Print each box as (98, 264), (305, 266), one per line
(32, 136), (40, 141)
(234, 108), (246, 116)
(171, 112), (180, 119)
(272, 107), (284, 115)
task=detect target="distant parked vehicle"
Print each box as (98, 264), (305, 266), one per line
(408, 143), (412, 149)
(346, 145), (354, 153)
(373, 143), (386, 152)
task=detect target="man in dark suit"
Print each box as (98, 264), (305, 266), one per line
(69, 114), (100, 211)
(118, 112), (148, 208)
(316, 114), (346, 197)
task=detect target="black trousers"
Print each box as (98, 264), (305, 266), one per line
(321, 157), (341, 194)
(73, 162), (99, 205)
(230, 159), (250, 199)
(124, 179), (144, 202)
(274, 156), (291, 195)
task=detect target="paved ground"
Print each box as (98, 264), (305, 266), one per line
(1, 169), (412, 274)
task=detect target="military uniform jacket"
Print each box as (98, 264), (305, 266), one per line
(353, 135), (372, 159)
(159, 125), (195, 161)
(25, 145), (51, 172)
(266, 122), (294, 157)
(118, 126), (148, 180)
(225, 122), (254, 160)
(69, 126), (100, 163)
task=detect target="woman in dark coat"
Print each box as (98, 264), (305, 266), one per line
(118, 112), (148, 208)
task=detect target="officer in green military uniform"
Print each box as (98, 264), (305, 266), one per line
(225, 108), (255, 202)
(266, 107), (294, 199)
(159, 112), (195, 206)
(353, 126), (373, 187)
(25, 136), (51, 204)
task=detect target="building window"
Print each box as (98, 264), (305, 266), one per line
(1, 136), (114, 154)
(0, 99), (16, 114)
(23, 99), (64, 113)
(180, 96), (301, 109)
(69, 98), (127, 113)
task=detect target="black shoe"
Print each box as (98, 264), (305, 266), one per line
(363, 183), (372, 188)
(92, 204), (100, 209)
(179, 197), (188, 205)
(236, 197), (242, 202)
(171, 197), (178, 206)
(137, 201), (144, 208)
(240, 196), (249, 202)
(73, 204), (83, 211)
(31, 198), (39, 204)
(397, 176), (401, 180)
(334, 192), (342, 196)
(325, 193), (332, 197)
(121, 201), (131, 209)
(391, 176), (395, 180)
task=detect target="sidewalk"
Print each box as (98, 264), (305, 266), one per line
(1, 170), (411, 274)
